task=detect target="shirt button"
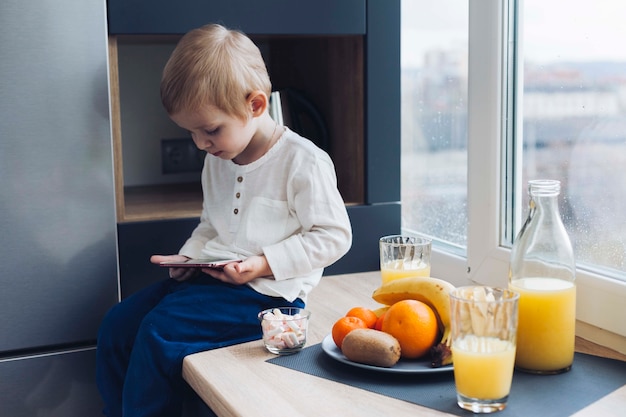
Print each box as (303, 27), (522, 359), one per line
(234, 208), (239, 215)
(236, 192), (241, 198)
(237, 176), (243, 183)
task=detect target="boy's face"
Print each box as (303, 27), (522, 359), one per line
(170, 105), (256, 164)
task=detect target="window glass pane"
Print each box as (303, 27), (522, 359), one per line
(400, 1), (469, 250)
(520, 0), (626, 279)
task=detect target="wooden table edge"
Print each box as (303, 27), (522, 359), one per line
(183, 271), (626, 417)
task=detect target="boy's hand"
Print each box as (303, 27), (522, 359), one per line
(204, 255), (271, 285)
(150, 254), (198, 282)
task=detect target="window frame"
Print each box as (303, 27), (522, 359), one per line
(428, 0), (626, 350)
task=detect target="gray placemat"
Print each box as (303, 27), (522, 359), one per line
(268, 343), (626, 416)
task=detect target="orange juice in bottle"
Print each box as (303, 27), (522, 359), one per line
(509, 180), (576, 374)
(509, 277), (575, 371)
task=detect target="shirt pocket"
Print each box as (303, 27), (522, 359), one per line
(239, 197), (291, 252)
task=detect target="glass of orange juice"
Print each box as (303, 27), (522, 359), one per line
(450, 286), (519, 414)
(379, 235), (431, 284)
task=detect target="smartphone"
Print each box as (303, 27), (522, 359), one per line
(159, 258), (241, 270)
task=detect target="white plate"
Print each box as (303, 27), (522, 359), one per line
(321, 334), (453, 374)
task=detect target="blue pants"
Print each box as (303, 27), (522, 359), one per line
(96, 274), (303, 417)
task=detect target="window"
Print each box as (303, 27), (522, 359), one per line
(400, 0), (468, 252)
(401, 0), (626, 344)
(519, 0), (626, 280)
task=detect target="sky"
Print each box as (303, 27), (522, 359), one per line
(401, 0), (626, 68)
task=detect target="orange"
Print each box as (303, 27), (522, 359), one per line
(331, 316), (367, 349)
(381, 299), (438, 359)
(345, 306), (378, 329)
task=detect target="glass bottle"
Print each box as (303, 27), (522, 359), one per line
(509, 179), (576, 374)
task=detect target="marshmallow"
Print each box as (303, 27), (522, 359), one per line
(261, 310), (307, 350)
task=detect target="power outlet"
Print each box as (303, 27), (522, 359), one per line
(161, 138), (205, 174)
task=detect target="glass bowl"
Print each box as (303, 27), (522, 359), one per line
(258, 307), (310, 354)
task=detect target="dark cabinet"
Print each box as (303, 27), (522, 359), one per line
(108, 0), (400, 297)
(108, 0), (366, 35)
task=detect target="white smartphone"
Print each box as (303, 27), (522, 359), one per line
(159, 258), (241, 270)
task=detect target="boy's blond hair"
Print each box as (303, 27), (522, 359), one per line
(161, 24), (271, 121)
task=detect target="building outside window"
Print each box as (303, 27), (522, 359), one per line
(401, 0), (626, 344)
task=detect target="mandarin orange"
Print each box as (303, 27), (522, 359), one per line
(331, 316), (367, 349)
(345, 306), (378, 329)
(381, 299), (438, 359)
(374, 311), (386, 331)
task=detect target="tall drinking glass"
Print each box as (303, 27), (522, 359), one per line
(450, 286), (519, 413)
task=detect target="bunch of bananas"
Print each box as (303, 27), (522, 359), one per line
(372, 276), (455, 367)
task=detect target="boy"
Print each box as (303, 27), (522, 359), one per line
(96, 24), (352, 417)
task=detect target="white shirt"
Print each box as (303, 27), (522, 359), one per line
(178, 127), (352, 302)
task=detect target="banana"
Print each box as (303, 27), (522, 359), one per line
(373, 306), (389, 317)
(372, 276), (455, 338)
(372, 276), (456, 367)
